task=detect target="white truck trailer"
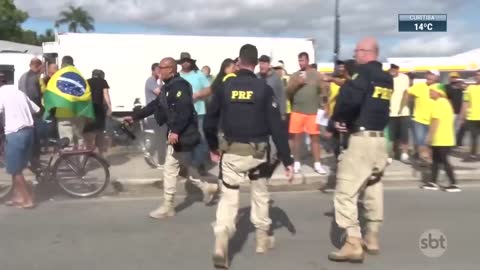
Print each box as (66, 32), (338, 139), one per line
(42, 33), (316, 114)
(0, 52), (40, 87)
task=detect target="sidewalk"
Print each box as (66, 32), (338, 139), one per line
(103, 146), (480, 194)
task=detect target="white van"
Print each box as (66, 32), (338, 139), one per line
(0, 52), (40, 86)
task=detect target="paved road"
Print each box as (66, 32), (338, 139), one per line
(0, 187), (478, 270)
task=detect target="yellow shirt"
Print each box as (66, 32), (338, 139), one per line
(431, 97), (455, 146)
(328, 82), (341, 117)
(464, 84), (480, 121)
(408, 83), (432, 125)
(283, 75), (291, 114)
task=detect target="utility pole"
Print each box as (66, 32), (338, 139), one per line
(333, 0), (340, 64)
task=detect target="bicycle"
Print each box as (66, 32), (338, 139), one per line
(131, 98), (162, 169)
(0, 124), (135, 200)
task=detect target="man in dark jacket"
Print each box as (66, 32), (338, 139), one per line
(18, 58), (43, 168)
(124, 57), (218, 219)
(445, 72), (466, 146)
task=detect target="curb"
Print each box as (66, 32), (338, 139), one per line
(112, 169), (480, 194)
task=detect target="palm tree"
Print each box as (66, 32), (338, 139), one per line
(38, 28), (55, 44)
(55, 5), (95, 33)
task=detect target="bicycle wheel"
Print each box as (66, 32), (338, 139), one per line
(0, 141), (13, 201)
(0, 171), (13, 201)
(53, 152), (110, 198)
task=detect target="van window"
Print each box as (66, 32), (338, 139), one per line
(0, 65), (15, 85)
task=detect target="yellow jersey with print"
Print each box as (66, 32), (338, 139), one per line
(463, 84), (480, 121)
(328, 82), (341, 117)
(282, 75), (291, 114)
(408, 82), (432, 125)
(431, 97), (455, 147)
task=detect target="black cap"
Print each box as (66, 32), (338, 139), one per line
(390, 63), (399, 69)
(176, 52), (196, 64)
(335, 60), (345, 65)
(258, 55), (271, 63)
(92, 69), (105, 79)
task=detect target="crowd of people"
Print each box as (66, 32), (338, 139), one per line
(0, 55), (113, 208)
(1, 46), (479, 209)
(2, 37), (480, 268)
(143, 50), (478, 194)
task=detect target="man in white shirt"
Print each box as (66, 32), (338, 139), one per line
(388, 64), (411, 162)
(0, 72), (40, 209)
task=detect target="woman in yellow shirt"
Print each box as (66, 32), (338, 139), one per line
(422, 85), (460, 192)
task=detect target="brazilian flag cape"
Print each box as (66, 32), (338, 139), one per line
(430, 83), (447, 96)
(43, 65), (94, 120)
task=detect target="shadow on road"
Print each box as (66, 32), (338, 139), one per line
(33, 181), (58, 204)
(174, 173), (219, 213)
(105, 153), (131, 166)
(174, 181), (204, 213)
(228, 200), (296, 265)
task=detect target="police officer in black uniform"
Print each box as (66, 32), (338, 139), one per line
(204, 44), (293, 269)
(124, 57), (218, 220)
(327, 37), (393, 263)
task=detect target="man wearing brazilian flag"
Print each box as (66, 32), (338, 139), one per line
(43, 56), (94, 148)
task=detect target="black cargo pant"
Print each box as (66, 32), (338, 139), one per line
(146, 118), (168, 165)
(466, 120), (480, 156)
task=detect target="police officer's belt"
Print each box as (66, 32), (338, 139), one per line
(219, 138), (268, 159)
(352, 131), (384, 138)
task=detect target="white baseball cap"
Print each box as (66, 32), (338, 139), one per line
(428, 70), (440, 77)
(272, 61), (284, 69)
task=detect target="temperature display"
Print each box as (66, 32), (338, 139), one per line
(398, 14), (447, 32)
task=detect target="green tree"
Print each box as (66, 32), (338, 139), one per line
(0, 0), (29, 41)
(55, 5), (95, 33)
(19, 30), (38, 45)
(38, 28), (55, 44)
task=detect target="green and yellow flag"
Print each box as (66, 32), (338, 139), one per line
(43, 65), (94, 119)
(430, 83), (447, 97)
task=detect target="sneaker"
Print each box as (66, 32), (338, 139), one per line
(386, 157), (393, 165)
(294, 162), (301, 174)
(314, 162), (328, 175)
(443, 185), (462, 192)
(421, 182), (440, 191)
(400, 153), (409, 163)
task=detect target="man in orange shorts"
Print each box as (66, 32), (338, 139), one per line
(287, 52), (328, 174)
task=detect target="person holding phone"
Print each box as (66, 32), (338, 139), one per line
(286, 52), (328, 175)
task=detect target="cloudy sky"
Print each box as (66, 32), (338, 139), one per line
(16, 0), (479, 61)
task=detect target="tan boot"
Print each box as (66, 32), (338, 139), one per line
(212, 229), (229, 269)
(328, 236), (365, 263)
(203, 183), (219, 204)
(363, 231), (380, 255)
(149, 194), (175, 219)
(255, 230), (275, 254)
